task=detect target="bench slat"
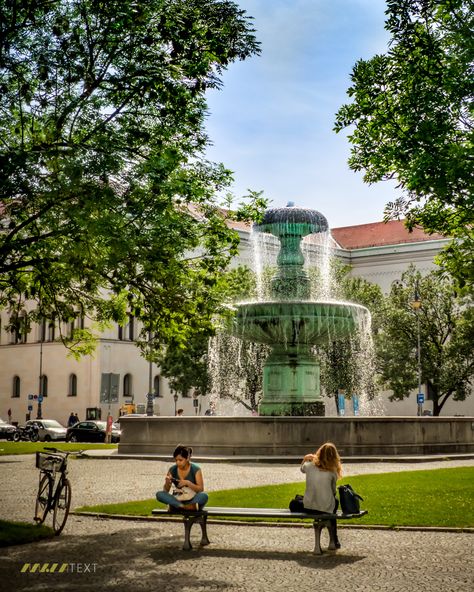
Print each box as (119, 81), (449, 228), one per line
(152, 507), (367, 520)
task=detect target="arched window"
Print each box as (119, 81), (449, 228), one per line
(48, 320), (55, 341)
(68, 374), (77, 396)
(40, 375), (48, 397)
(153, 375), (161, 398)
(123, 373), (133, 397)
(12, 376), (20, 398)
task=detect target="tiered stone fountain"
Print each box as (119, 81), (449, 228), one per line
(232, 203), (368, 416)
(118, 204), (474, 457)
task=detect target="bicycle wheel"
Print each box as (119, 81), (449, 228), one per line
(52, 478), (71, 535)
(35, 474), (52, 524)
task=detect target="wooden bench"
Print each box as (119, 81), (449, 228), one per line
(152, 506), (368, 554)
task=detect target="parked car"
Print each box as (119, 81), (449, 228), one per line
(0, 418), (16, 440)
(66, 420), (121, 443)
(26, 419), (67, 442)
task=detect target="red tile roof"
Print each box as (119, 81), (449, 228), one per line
(330, 219), (447, 250)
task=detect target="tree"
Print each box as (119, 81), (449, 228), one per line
(155, 264), (261, 407)
(335, 0), (474, 289)
(318, 262), (384, 408)
(376, 267), (474, 415)
(0, 0), (263, 355)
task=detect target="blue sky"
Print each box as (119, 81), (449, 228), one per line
(205, 0), (399, 228)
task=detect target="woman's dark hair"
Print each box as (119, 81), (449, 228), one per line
(173, 444), (193, 459)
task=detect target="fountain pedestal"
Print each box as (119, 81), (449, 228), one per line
(261, 346), (325, 416)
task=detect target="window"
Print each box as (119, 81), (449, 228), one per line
(123, 373), (133, 397)
(12, 376), (20, 398)
(47, 320), (55, 342)
(10, 313), (27, 344)
(68, 374), (77, 396)
(38, 318), (46, 342)
(153, 375), (161, 398)
(128, 315), (134, 341)
(39, 375), (48, 397)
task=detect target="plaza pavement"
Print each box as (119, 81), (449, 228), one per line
(0, 454), (473, 592)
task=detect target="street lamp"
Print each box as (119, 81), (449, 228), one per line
(146, 332), (154, 417)
(173, 392), (179, 416)
(410, 282), (423, 416)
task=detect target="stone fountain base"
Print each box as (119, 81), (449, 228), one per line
(118, 416), (474, 457)
(260, 347), (325, 416)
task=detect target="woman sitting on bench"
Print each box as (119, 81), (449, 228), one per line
(156, 445), (209, 512)
(300, 442), (342, 549)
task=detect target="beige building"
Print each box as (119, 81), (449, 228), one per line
(1, 219), (472, 425)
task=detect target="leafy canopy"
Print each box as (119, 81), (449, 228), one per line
(0, 0), (264, 354)
(376, 266), (474, 415)
(335, 0), (474, 289)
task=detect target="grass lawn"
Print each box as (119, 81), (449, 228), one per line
(0, 520), (54, 547)
(0, 442), (117, 455)
(76, 467), (474, 528)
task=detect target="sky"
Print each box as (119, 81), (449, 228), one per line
(205, 0), (399, 229)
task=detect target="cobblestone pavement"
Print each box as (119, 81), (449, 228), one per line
(1, 455), (473, 591)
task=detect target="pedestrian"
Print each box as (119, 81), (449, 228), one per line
(67, 412), (76, 427)
(156, 445), (208, 512)
(176, 409), (184, 417)
(74, 412), (79, 423)
(299, 442), (342, 549)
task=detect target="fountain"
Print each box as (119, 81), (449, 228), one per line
(118, 203), (474, 457)
(232, 203), (368, 416)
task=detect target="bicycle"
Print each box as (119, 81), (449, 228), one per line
(34, 447), (82, 534)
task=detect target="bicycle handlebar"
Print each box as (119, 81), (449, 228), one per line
(43, 447), (85, 456)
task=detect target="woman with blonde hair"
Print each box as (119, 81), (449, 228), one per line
(300, 442), (342, 548)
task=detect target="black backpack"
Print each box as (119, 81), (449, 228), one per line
(338, 484), (363, 514)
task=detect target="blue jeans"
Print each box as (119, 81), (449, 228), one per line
(156, 490), (209, 509)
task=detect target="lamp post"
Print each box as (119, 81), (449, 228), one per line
(173, 392), (179, 416)
(410, 282), (423, 416)
(146, 332), (154, 417)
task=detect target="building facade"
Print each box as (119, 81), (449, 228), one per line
(1, 219), (472, 425)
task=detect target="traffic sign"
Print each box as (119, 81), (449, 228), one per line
(33, 395), (38, 400)
(28, 405), (33, 411)
(28, 394), (34, 400)
(417, 393), (424, 404)
(38, 396), (43, 403)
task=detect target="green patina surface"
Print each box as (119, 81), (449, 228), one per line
(233, 205), (367, 416)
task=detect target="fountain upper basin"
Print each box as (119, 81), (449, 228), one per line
(232, 300), (369, 346)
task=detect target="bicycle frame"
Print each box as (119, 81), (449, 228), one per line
(34, 448), (76, 534)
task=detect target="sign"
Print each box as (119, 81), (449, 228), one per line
(33, 395), (38, 400)
(28, 394), (34, 400)
(352, 394), (360, 416)
(38, 396), (43, 403)
(417, 393), (424, 404)
(28, 405), (33, 411)
(337, 393), (346, 416)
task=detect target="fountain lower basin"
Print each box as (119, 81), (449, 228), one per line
(233, 300), (368, 345)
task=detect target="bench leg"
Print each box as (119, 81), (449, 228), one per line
(312, 521), (324, 555)
(313, 520), (334, 554)
(182, 515), (196, 551)
(182, 514), (210, 551)
(198, 515), (210, 547)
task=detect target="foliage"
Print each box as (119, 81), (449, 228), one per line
(335, 0), (474, 289)
(0, 0), (263, 355)
(376, 266), (474, 415)
(76, 467), (474, 528)
(155, 264), (258, 400)
(318, 261), (384, 402)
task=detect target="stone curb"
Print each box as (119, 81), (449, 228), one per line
(71, 511), (474, 533)
(79, 451), (474, 464)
